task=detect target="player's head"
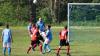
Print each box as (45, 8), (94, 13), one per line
(6, 24), (9, 28)
(32, 24), (36, 27)
(32, 24), (36, 28)
(39, 17), (42, 21)
(64, 26), (67, 29)
(47, 25), (51, 29)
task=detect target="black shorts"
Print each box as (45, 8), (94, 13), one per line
(38, 35), (44, 42)
(36, 35), (44, 45)
(60, 39), (69, 46)
(31, 40), (37, 46)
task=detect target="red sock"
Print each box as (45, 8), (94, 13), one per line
(27, 47), (31, 53)
(57, 48), (60, 54)
(39, 44), (42, 52)
(67, 46), (70, 54)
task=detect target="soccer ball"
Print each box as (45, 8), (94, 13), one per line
(33, 0), (37, 4)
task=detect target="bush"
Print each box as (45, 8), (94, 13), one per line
(38, 7), (52, 24)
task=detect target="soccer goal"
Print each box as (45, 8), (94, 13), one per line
(67, 3), (100, 55)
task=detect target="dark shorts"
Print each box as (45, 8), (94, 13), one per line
(31, 40), (37, 46)
(36, 35), (44, 45)
(38, 35), (44, 42)
(60, 39), (69, 46)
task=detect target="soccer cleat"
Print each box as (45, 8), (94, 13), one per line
(46, 50), (51, 53)
(32, 47), (35, 51)
(42, 52), (45, 54)
(27, 51), (29, 54)
(56, 53), (60, 56)
(67, 53), (71, 56)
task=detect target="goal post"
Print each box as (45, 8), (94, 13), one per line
(67, 3), (100, 42)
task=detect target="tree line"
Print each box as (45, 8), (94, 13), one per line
(0, 0), (100, 26)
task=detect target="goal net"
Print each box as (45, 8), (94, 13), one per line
(68, 3), (100, 55)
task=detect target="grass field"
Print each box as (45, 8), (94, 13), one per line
(0, 26), (100, 56)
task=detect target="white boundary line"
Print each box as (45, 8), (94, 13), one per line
(67, 3), (100, 42)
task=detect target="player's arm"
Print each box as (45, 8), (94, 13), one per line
(65, 31), (68, 41)
(59, 32), (61, 39)
(46, 30), (49, 37)
(10, 30), (13, 43)
(36, 22), (39, 28)
(29, 29), (32, 35)
(28, 26), (32, 37)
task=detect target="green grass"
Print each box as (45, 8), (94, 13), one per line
(0, 26), (100, 56)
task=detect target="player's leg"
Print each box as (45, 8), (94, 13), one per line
(32, 44), (37, 51)
(56, 46), (62, 56)
(39, 43), (42, 53)
(42, 43), (47, 54)
(32, 40), (37, 51)
(56, 40), (63, 56)
(27, 45), (32, 54)
(46, 40), (51, 52)
(66, 45), (70, 56)
(7, 42), (11, 56)
(3, 42), (7, 56)
(66, 42), (71, 56)
(38, 35), (44, 53)
(43, 38), (50, 54)
(46, 44), (51, 52)
(27, 40), (33, 54)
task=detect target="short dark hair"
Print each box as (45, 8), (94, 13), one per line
(48, 25), (51, 29)
(6, 24), (9, 28)
(64, 26), (67, 29)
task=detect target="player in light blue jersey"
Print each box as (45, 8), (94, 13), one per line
(42, 25), (52, 54)
(36, 17), (45, 32)
(2, 24), (13, 56)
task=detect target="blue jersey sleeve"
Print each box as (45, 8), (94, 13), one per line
(46, 30), (49, 37)
(9, 29), (12, 38)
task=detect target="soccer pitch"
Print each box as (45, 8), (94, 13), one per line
(0, 26), (100, 56)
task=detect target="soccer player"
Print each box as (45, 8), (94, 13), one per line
(27, 24), (39, 54)
(36, 17), (45, 32)
(2, 24), (13, 56)
(27, 22), (35, 52)
(56, 26), (71, 56)
(36, 17), (45, 53)
(42, 25), (52, 54)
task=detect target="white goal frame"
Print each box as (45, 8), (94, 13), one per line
(67, 3), (100, 42)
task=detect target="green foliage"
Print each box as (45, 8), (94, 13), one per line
(0, 2), (15, 25)
(0, 1), (30, 26)
(38, 7), (52, 24)
(1, 0), (100, 26)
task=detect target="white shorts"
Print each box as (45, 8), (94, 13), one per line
(40, 32), (46, 40)
(3, 42), (11, 48)
(44, 38), (51, 44)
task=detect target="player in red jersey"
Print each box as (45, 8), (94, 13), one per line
(27, 24), (39, 54)
(56, 26), (71, 56)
